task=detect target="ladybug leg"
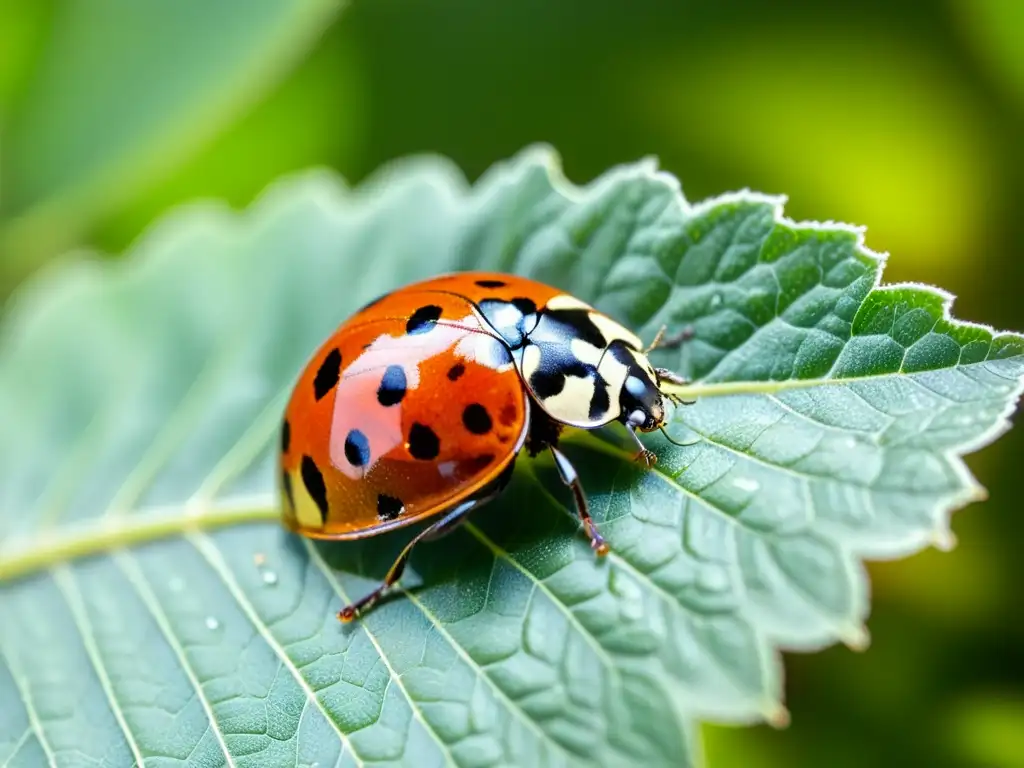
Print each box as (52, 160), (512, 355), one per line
(337, 492), (495, 623)
(626, 427), (658, 467)
(655, 368), (696, 406)
(645, 325), (694, 354)
(549, 445), (610, 557)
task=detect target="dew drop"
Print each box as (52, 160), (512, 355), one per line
(732, 476), (760, 492)
(709, 292), (723, 309)
(205, 616), (220, 631)
(843, 437), (857, 449)
(262, 570), (278, 586)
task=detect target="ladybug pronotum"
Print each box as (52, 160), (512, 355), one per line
(279, 271), (692, 621)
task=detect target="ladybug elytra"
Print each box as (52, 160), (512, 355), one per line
(278, 272), (692, 621)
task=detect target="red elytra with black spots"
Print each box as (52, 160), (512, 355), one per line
(279, 271), (691, 621)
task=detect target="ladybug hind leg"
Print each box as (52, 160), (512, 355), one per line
(338, 483), (503, 623)
(549, 445), (610, 557)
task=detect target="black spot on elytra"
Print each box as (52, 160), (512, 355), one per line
(377, 494), (404, 521)
(281, 420), (291, 454)
(281, 470), (294, 509)
(462, 403), (493, 434)
(300, 455), (328, 523)
(408, 422), (440, 460)
(447, 363), (466, 381)
(313, 348), (342, 401)
(343, 429), (370, 467)
(406, 305), (443, 335)
(377, 365), (407, 406)
(475, 279), (506, 288)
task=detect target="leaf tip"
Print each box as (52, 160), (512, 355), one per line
(762, 700), (791, 729)
(839, 623), (872, 652)
(930, 527), (959, 553)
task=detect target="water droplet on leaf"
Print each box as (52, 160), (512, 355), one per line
(205, 616), (220, 630)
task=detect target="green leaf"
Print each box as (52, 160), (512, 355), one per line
(0, 0), (343, 268)
(1, 146), (1021, 767)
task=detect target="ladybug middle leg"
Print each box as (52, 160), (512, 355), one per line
(549, 445), (610, 557)
(337, 484), (503, 623)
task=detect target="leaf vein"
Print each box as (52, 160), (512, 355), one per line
(0, 642), (57, 768)
(114, 551), (237, 767)
(525, 465), (772, 704)
(302, 539), (458, 768)
(188, 532), (365, 767)
(397, 588), (576, 767)
(51, 565), (146, 765)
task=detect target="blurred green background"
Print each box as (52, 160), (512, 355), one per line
(2, 1), (1022, 765)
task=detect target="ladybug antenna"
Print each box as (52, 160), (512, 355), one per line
(659, 426), (700, 448)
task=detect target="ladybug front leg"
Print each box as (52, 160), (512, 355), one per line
(655, 367), (696, 406)
(337, 492), (494, 622)
(548, 445), (610, 557)
(625, 427), (658, 467)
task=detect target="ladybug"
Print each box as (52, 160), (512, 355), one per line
(278, 271), (692, 621)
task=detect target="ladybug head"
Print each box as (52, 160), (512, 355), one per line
(619, 350), (667, 433)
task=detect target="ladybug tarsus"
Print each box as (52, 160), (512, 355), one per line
(634, 449), (658, 467)
(338, 606), (357, 623)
